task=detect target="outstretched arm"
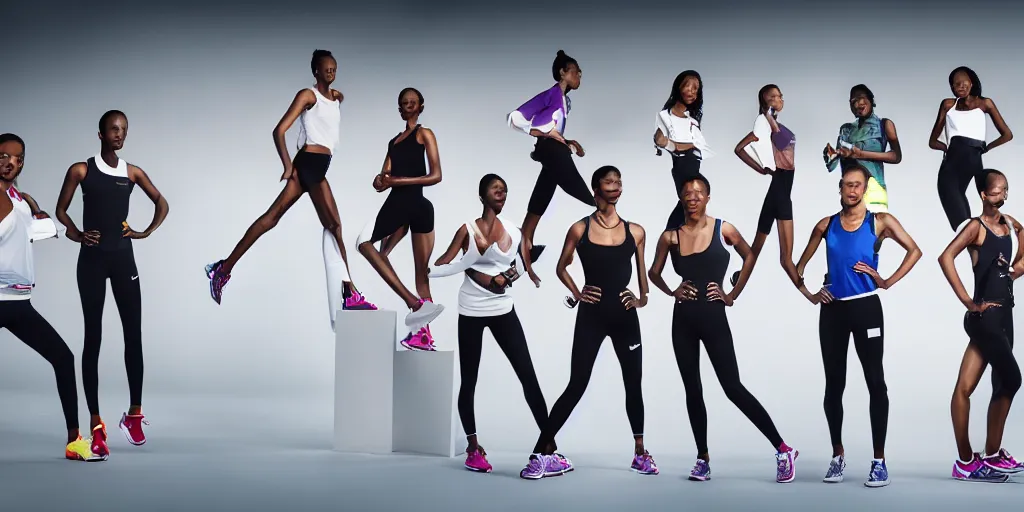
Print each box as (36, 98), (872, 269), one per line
(874, 212), (922, 289)
(721, 221), (755, 300)
(124, 165), (169, 239)
(938, 220), (982, 308)
(388, 128), (442, 188)
(984, 98), (1013, 153)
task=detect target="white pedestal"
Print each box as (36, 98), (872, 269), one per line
(334, 310), (397, 454)
(393, 349), (458, 457)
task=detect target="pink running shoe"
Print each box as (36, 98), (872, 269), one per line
(400, 328), (435, 351)
(343, 290), (378, 311)
(465, 449), (493, 473)
(983, 449), (1024, 474)
(119, 412), (149, 445)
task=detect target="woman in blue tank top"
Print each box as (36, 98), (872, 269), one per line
(793, 164), (921, 488)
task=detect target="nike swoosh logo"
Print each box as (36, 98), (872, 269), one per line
(629, 343), (640, 351)
(131, 276), (139, 281)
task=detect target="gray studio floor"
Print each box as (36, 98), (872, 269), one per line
(1, 391), (1021, 511)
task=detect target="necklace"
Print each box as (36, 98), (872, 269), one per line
(593, 213), (621, 230)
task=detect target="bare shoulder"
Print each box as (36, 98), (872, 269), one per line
(568, 219), (587, 237)
(331, 89), (344, 102)
(418, 126), (436, 142)
(983, 97), (999, 111)
(67, 161), (88, 178)
(815, 215), (832, 231)
(940, 97), (956, 110)
(127, 163), (147, 181)
(294, 88), (316, 105)
(628, 221), (646, 238)
(1004, 214), (1023, 232)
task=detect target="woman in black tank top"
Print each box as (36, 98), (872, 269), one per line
(356, 87), (446, 350)
(648, 172), (798, 483)
(939, 169), (1024, 479)
(521, 166), (659, 480)
(54, 110), (169, 454)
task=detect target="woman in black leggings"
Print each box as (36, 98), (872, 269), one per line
(938, 169), (1023, 481)
(521, 166), (655, 480)
(506, 50), (595, 265)
(928, 66), (1013, 231)
(55, 111), (169, 454)
(648, 172), (797, 484)
(430, 174), (545, 473)
(653, 70), (712, 230)
(0, 134), (100, 462)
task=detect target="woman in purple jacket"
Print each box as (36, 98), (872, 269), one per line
(507, 50), (596, 265)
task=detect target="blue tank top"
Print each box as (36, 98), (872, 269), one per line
(825, 212), (879, 300)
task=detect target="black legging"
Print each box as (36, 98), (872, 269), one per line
(534, 303), (644, 452)
(667, 151), (701, 230)
(937, 136), (985, 231)
(457, 308), (548, 436)
(526, 138), (596, 216)
(78, 246), (144, 415)
(1, 300), (78, 430)
(819, 294), (888, 453)
(672, 301), (784, 455)
(965, 307), (1021, 400)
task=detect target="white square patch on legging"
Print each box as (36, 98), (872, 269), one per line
(867, 327), (882, 339)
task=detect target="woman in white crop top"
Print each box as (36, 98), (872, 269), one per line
(205, 49), (378, 325)
(653, 70), (712, 231)
(429, 174), (547, 474)
(929, 66), (1014, 231)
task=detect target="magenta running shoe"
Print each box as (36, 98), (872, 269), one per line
(953, 454), (1010, 482)
(689, 459), (711, 481)
(343, 290), (378, 311)
(631, 451), (659, 475)
(204, 260), (231, 304)
(983, 449), (1024, 474)
(776, 445), (798, 483)
(554, 452), (573, 473)
(400, 327), (435, 351)
(464, 449), (492, 473)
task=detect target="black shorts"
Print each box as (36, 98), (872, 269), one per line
(294, 150), (331, 192)
(757, 168), (795, 234)
(359, 192), (435, 245)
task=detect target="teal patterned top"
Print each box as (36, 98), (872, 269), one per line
(826, 113), (889, 188)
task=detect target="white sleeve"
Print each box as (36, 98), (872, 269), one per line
(655, 111), (676, 153)
(507, 111), (533, 135)
(29, 218), (63, 242)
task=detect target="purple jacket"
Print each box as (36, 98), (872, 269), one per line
(507, 84), (569, 136)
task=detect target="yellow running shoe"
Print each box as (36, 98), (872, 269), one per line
(65, 436), (104, 462)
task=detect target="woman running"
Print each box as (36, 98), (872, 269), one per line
(928, 66), (1013, 231)
(732, 84), (799, 287)
(521, 165), (657, 480)
(823, 84), (903, 213)
(793, 164), (922, 487)
(0, 133), (101, 462)
(429, 173), (546, 473)
(648, 172), (798, 483)
(938, 169), (1023, 482)
(507, 49), (595, 265)
(205, 49), (377, 328)
(653, 70), (713, 230)
(55, 110), (170, 455)
(356, 87), (444, 350)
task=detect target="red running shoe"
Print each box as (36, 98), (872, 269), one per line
(119, 412), (149, 445)
(90, 422), (109, 459)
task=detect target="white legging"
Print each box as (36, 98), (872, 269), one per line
(323, 228), (351, 332)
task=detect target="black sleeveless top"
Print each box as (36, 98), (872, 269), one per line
(387, 125), (427, 197)
(577, 215), (636, 305)
(82, 157), (134, 251)
(670, 218), (730, 303)
(972, 216), (1014, 307)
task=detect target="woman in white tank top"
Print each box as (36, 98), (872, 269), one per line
(929, 66), (1014, 231)
(205, 49), (378, 328)
(429, 174), (547, 474)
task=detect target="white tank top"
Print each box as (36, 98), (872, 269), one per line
(428, 216), (520, 317)
(0, 205), (37, 301)
(8, 185), (31, 217)
(297, 87), (341, 153)
(945, 97), (987, 143)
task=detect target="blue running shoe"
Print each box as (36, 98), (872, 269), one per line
(866, 459), (890, 487)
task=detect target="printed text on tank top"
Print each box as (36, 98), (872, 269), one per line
(671, 218), (730, 296)
(945, 97), (986, 142)
(970, 216), (1014, 306)
(824, 211), (879, 301)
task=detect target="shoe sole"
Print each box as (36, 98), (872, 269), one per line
(865, 480), (890, 487)
(631, 468), (659, 475)
(688, 475), (710, 481)
(983, 463), (1024, 475)
(119, 421), (146, 446)
(464, 465), (492, 473)
(823, 476), (844, 483)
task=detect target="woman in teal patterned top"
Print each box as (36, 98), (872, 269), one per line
(823, 85), (902, 213)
